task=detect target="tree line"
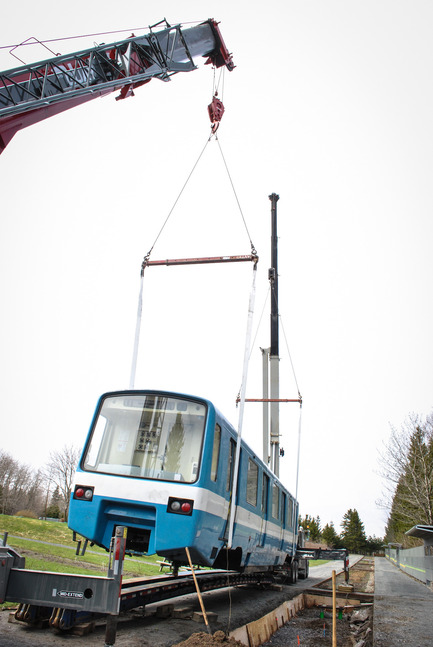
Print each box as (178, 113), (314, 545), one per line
(379, 411), (433, 547)
(298, 510), (383, 554)
(0, 446), (81, 521)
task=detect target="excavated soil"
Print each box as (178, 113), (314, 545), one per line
(260, 607), (372, 647)
(172, 630), (245, 647)
(170, 559), (374, 647)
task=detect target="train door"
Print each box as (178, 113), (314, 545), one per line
(287, 496), (295, 553)
(258, 472), (269, 546)
(221, 437), (236, 542)
(280, 492), (287, 550)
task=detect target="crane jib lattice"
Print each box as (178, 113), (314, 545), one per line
(0, 19), (234, 152)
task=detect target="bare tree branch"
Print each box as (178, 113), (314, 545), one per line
(46, 445), (81, 521)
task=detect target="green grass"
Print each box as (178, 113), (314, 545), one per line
(0, 514), (165, 609)
(1, 514), (74, 543)
(309, 559), (330, 566)
(0, 514), (163, 579)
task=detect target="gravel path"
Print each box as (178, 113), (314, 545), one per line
(373, 556), (433, 647)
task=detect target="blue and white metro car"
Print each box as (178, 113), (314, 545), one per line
(68, 390), (300, 572)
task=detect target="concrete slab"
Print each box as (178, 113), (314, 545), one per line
(374, 556), (433, 647)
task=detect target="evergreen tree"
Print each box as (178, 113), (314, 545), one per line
(340, 509), (367, 553)
(364, 535), (384, 555)
(380, 412), (433, 546)
(299, 514), (321, 541)
(46, 485), (62, 518)
(164, 414), (185, 474)
(384, 476), (413, 544)
(322, 522), (341, 548)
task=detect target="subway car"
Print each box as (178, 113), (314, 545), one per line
(68, 390), (300, 573)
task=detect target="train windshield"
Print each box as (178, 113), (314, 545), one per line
(83, 394), (207, 483)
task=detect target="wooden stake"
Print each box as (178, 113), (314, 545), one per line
(185, 547), (211, 635)
(332, 570), (337, 647)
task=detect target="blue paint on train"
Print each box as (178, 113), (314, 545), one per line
(68, 390), (298, 570)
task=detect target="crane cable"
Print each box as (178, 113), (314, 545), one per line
(129, 133), (211, 389)
(211, 65), (225, 102)
(130, 108), (258, 388)
(1, 21), (204, 51)
(278, 311), (302, 401)
(216, 136), (256, 256)
(141, 137), (257, 270)
(279, 311), (303, 551)
(140, 134), (211, 273)
(232, 286), (303, 553)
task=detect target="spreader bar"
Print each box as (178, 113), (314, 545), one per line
(247, 398), (302, 402)
(142, 254), (258, 270)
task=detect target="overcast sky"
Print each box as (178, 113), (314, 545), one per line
(1, 0), (433, 539)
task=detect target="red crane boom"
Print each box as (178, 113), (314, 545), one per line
(0, 19), (234, 153)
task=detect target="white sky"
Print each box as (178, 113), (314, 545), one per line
(1, 0), (433, 539)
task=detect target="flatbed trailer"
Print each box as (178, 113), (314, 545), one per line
(0, 527), (284, 644)
(1, 528), (350, 644)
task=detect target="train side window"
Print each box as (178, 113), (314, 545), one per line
(247, 459), (258, 506)
(210, 424), (221, 482)
(287, 497), (294, 528)
(281, 492), (287, 527)
(272, 484), (279, 519)
(261, 473), (269, 514)
(226, 438), (236, 491)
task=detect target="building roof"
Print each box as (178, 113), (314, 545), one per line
(405, 525), (433, 543)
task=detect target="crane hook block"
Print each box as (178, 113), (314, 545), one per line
(208, 95), (225, 133)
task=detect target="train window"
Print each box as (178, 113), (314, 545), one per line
(261, 473), (269, 514)
(226, 439), (236, 491)
(281, 492), (287, 527)
(246, 459), (258, 506)
(83, 394), (207, 483)
(287, 497), (294, 529)
(272, 484), (279, 519)
(211, 424), (221, 482)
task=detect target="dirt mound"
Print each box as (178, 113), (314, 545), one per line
(172, 630), (245, 647)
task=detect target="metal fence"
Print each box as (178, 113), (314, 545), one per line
(385, 544), (433, 588)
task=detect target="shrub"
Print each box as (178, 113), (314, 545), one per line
(46, 504), (61, 519)
(15, 510), (38, 519)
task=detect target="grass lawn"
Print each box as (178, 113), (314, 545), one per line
(0, 514), (162, 577)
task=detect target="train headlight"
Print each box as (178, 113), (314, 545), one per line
(73, 485), (94, 501)
(167, 497), (193, 516)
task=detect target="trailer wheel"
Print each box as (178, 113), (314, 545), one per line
(298, 560), (309, 579)
(289, 561), (298, 584)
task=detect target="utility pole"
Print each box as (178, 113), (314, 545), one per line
(269, 193), (280, 476)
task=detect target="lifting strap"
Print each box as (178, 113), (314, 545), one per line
(292, 402), (303, 551)
(227, 261), (258, 549)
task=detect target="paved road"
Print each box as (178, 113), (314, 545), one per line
(374, 556), (433, 647)
(306, 553), (362, 583)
